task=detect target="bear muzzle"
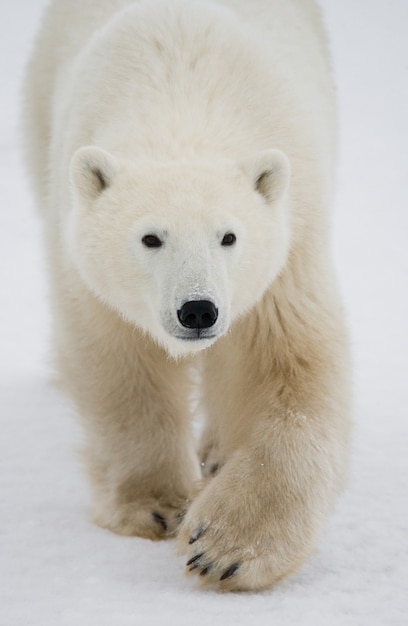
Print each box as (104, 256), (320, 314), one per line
(176, 300), (219, 341)
(177, 300), (218, 330)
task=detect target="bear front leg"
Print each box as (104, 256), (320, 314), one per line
(178, 283), (351, 589)
(56, 292), (200, 539)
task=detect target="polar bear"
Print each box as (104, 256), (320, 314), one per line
(23, 0), (351, 591)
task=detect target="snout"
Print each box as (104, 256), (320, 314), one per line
(160, 293), (229, 354)
(177, 300), (218, 330)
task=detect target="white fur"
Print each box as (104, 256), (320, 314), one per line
(67, 147), (290, 356)
(23, 0), (350, 591)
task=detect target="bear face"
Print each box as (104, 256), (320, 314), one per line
(67, 147), (290, 357)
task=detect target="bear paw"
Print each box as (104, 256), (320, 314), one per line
(199, 438), (224, 478)
(177, 467), (315, 591)
(93, 496), (189, 540)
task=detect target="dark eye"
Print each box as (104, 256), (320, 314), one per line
(142, 234), (163, 248)
(221, 233), (236, 246)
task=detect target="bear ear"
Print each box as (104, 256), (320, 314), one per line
(241, 149), (290, 205)
(70, 146), (117, 202)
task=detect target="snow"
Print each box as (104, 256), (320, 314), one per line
(1, 1), (408, 624)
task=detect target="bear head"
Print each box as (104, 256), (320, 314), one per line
(68, 146), (290, 357)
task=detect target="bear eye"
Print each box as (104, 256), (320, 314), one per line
(142, 234), (163, 248)
(221, 233), (236, 246)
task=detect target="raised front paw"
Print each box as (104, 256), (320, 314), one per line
(177, 465), (318, 591)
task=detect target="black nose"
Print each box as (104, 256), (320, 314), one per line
(177, 300), (218, 329)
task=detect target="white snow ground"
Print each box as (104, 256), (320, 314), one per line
(1, 1), (407, 624)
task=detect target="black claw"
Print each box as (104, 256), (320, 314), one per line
(186, 552), (203, 567)
(189, 528), (205, 544)
(200, 567), (209, 576)
(220, 563), (240, 581)
(188, 563), (200, 572)
(152, 512), (168, 531)
(176, 511), (186, 523)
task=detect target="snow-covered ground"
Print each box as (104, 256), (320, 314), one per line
(1, 1), (407, 624)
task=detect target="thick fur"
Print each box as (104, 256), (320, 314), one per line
(23, 0), (351, 591)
